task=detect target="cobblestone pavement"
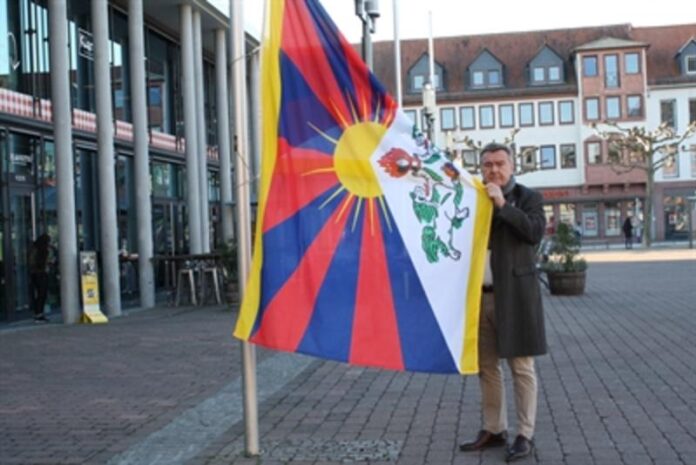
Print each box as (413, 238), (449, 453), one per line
(1, 249), (695, 465)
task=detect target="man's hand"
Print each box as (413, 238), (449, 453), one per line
(485, 183), (506, 208)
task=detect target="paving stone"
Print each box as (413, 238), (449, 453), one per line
(3, 253), (696, 465)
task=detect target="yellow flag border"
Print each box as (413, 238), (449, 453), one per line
(233, 0), (284, 339)
(459, 178), (493, 374)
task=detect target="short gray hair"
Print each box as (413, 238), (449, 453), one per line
(480, 142), (512, 159)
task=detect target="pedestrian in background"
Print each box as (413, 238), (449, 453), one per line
(459, 143), (547, 462)
(29, 234), (52, 322)
(622, 216), (634, 249)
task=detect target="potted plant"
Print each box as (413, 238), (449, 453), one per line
(540, 222), (587, 295)
(218, 240), (239, 303)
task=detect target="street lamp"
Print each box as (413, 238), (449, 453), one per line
(422, 82), (436, 142)
(355, 0), (380, 70)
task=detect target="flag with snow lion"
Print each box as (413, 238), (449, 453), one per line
(233, 0), (493, 374)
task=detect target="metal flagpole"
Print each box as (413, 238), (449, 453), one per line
(392, 0), (402, 106)
(230, 0), (259, 456)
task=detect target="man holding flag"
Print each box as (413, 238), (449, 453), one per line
(459, 143), (547, 462)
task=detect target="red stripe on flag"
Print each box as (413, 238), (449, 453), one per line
(251, 196), (355, 351)
(263, 138), (339, 233)
(282, 0), (351, 126)
(350, 210), (404, 370)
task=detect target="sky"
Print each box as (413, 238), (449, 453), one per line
(210, 0), (695, 43)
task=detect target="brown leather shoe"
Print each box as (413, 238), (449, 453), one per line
(505, 435), (534, 462)
(459, 430), (508, 451)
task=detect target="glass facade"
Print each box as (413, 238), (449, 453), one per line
(0, 2), (234, 321)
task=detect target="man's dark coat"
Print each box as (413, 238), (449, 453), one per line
(489, 183), (547, 358)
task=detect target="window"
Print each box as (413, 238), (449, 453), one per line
(479, 105), (495, 128)
(520, 146), (537, 171)
(540, 145), (556, 169)
(472, 71), (484, 87)
(460, 106), (475, 129)
(660, 100), (677, 128)
(532, 67), (545, 83)
(585, 98), (600, 121)
(462, 150), (478, 169)
(519, 103), (534, 126)
(549, 66), (561, 81)
(689, 99), (696, 124)
(583, 56), (598, 77)
(412, 75), (424, 91)
(539, 102), (554, 125)
(499, 104), (514, 128)
(587, 141), (602, 164)
(627, 95), (643, 118)
(582, 204), (599, 237)
(440, 107), (456, 130)
(625, 53), (640, 74)
(403, 109), (418, 128)
(488, 70), (501, 86)
(559, 101), (574, 124)
(432, 74), (441, 89)
(604, 54), (620, 88)
(559, 204), (576, 226)
(560, 144), (576, 168)
(604, 202), (621, 236)
(686, 56), (696, 74)
(606, 96), (621, 120)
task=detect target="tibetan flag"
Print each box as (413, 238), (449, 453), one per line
(233, 0), (493, 374)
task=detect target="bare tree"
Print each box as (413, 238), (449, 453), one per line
(592, 120), (696, 247)
(457, 128), (540, 175)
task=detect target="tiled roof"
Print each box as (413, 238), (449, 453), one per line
(631, 25), (696, 85)
(369, 23), (696, 101)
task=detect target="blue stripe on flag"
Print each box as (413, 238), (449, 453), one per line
(297, 204), (365, 362)
(278, 52), (342, 153)
(379, 207), (458, 373)
(253, 187), (346, 336)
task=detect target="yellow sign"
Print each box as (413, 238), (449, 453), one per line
(80, 252), (108, 324)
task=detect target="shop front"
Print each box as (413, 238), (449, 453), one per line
(539, 186), (645, 244)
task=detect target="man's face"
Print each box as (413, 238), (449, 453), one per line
(481, 149), (513, 187)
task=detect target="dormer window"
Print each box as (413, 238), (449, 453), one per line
(468, 49), (504, 89)
(676, 39), (696, 75)
(407, 53), (445, 93)
(528, 45), (564, 85)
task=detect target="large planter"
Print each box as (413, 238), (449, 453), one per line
(546, 270), (586, 295)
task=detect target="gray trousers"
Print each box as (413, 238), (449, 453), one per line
(478, 293), (537, 439)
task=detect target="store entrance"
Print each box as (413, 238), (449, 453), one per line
(152, 200), (187, 289)
(1, 129), (43, 321)
(8, 187), (35, 315)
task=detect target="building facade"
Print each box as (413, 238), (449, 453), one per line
(372, 23), (696, 244)
(0, 0), (260, 322)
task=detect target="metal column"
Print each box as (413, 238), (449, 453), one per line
(193, 10), (210, 252)
(180, 4), (202, 254)
(92, 0), (121, 317)
(215, 28), (233, 242)
(128, 0), (155, 308)
(48, 0), (80, 324)
(231, 0), (258, 455)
